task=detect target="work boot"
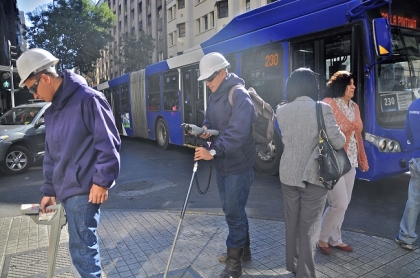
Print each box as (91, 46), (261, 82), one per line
(219, 247), (243, 278)
(219, 233), (251, 262)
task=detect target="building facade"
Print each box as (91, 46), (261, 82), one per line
(95, 0), (167, 84)
(95, 0), (277, 84)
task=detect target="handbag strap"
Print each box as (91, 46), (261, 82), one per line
(316, 101), (327, 137)
(316, 101), (339, 188)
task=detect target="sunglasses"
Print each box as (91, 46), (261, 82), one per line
(28, 76), (41, 95)
(205, 71), (219, 82)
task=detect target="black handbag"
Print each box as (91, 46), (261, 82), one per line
(316, 102), (351, 190)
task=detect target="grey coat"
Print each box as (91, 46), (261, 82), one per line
(277, 96), (345, 188)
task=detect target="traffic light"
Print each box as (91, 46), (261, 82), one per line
(1, 71), (11, 90)
(7, 40), (19, 67)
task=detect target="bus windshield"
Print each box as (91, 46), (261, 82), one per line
(377, 27), (420, 128)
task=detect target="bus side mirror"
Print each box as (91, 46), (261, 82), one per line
(373, 18), (393, 58)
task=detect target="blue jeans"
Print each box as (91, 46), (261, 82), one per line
(398, 158), (420, 244)
(216, 169), (254, 248)
(62, 195), (102, 277)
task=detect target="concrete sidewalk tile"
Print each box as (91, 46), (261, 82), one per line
(1, 210), (420, 277)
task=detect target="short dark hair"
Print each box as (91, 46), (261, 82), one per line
(285, 68), (320, 102)
(324, 70), (354, 98)
(27, 70), (59, 82)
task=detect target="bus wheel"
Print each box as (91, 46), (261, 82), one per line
(156, 118), (170, 149)
(254, 132), (283, 175)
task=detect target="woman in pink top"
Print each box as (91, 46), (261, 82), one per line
(318, 70), (369, 254)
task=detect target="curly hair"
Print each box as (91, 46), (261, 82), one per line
(324, 70), (354, 98)
(286, 68), (320, 102)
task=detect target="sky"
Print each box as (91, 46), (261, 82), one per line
(17, 0), (53, 15)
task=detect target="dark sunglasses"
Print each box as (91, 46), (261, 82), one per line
(205, 71), (219, 82)
(28, 76), (42, 95)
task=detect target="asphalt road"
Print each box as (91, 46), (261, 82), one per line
(0, 137), (418, 245)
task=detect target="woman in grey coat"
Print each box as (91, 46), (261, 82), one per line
(276, 68), (345, 278)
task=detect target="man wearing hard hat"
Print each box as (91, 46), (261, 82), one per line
(16, 48), (121, 277)
(194, 52), (257, 278)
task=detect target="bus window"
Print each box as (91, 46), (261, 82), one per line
(324, 34), (351, 81)
(148, 74), (160, 111)
(242, 44), (284, 109)
(225, 54), (236, 75)
(163, 70), (179, 111)
(376, 27), (420, 128)
(292, 41), (315, 71)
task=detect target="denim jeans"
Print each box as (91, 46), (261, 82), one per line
(216, 169), (254, 248)
(62, 195), (102, 277)
(398, 158), (420, 244)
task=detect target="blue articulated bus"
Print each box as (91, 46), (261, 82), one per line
(96, 0), (420, 181)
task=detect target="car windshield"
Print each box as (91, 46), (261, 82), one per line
(0, 107), (42, 125)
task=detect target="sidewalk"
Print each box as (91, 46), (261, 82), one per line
(1, 209), (419, 278)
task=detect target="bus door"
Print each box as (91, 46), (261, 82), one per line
(120, 83), (132, 136)
(181, 64), (204, 126)
(111, 86), (122, 134)
(291, 30), (360, 103)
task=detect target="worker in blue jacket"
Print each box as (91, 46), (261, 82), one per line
(395, 97), (420, 251)
(16, 48), (121, 278)
(194, 52), (257, 278)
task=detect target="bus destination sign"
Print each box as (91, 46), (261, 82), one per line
(381, 12), (417, 29)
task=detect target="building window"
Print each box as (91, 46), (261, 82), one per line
(178, 0), (185, 9)
(139, 1), (142, 12)
(267, 0), (277, 3)
(196, 19), (201, 34)
(168, 33), (174, 46)
(204, 14), (208, 30)
(139, 21), (143, 31)
(246, 0), (251, 11)
(158, 7), (162, 19)
(131, 9), (134, 19)
(118, 4), (121, 14)
(209, 11), (214, 27)
(217, 0), (228, 19)
(178, 23), (186, 38)
(168, 7), (174, 21)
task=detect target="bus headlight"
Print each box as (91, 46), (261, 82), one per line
(365, 133), (401, 153)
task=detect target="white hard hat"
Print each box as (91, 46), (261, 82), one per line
(16, 48), (59, 88)
(197, 52), (230, 81)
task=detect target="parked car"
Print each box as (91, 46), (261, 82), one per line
(0, 102), (51, 175)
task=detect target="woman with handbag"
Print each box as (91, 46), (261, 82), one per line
(318, 70), (369, 254)
(276, 68), (345, 278)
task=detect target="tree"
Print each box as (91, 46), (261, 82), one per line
(25, 0), (115, 75)
(117, 32), (155, 73)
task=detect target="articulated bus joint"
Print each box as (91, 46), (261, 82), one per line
(365, 132), (401, 153)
